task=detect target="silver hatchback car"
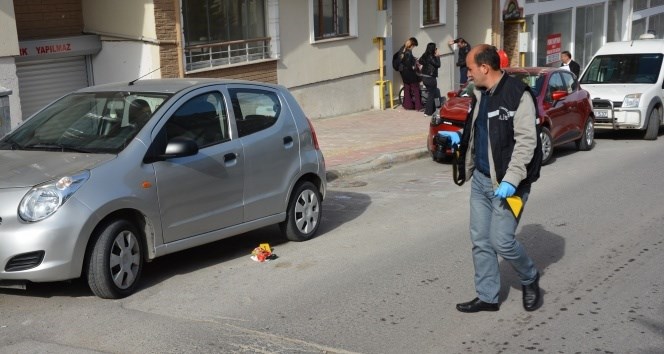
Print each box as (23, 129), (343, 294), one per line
(0, 79), (326, 298)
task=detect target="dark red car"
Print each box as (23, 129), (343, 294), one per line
(428, 67), (595, 165)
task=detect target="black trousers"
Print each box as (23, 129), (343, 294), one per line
(422, 76), (438, 115)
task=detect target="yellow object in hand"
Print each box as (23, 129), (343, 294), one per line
(506, 196), (523, 219)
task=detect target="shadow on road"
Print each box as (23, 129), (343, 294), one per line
(498, 223), (566, 302)
(1, 191), (371, 299)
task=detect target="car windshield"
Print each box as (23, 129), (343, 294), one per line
(0, 91), (172, 154)
(509, 72), (546, 96)
(580, 53), (663, 84)
(463, 72), (545, 97)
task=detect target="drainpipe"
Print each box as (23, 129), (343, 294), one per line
(375, 0), (393, 109)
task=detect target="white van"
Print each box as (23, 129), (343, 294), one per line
(579, 38), (664, 139)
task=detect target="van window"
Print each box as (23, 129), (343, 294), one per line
(580, 53), (663, 84)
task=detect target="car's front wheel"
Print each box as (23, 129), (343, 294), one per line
(643, 107), (661, 140)
(280, 181), (322, 242)
(86, 219), (144, 299)
(576, 117), (594, 151)
(540, 127), (553, 165)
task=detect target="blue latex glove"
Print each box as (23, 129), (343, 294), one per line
(437, 131), (460, 145)
(494, 181), (516, 198)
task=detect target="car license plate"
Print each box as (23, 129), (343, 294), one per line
(594, 110), (609, 118)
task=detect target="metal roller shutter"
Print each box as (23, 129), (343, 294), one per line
(16, 56), (90, 119)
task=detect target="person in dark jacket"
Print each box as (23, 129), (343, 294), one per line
(398, 37), (421, 111)
(439, 44), (543, 313)
(418, 42), (441, 116)
(449, 38), (471, 85)
(560, 50), (581, 77)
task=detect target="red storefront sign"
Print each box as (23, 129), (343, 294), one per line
(546, 33), (561, 64)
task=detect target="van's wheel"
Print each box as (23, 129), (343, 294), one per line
(643, 107), (661, 140)
(576, 117), (595, 151)
(86, 219), (144, 299)
(540, 127), (553, 165)
(280, 181), (322, 242)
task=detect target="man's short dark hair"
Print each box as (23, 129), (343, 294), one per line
(474, 44), (501, 71)
(409, 37), (419, 46)
(561, 50), (572, 58)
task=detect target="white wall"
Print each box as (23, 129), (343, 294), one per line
(82, 0), (158, 40)
(92, 41), (161, 84)
(82, 0), (161, 85)
(277, 0), (379, 117)
(0, 0), (22, 129)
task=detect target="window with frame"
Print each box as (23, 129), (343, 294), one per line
(182, 0), (270, 71)
(423, 0), (440, 25)
(314, 0), (350, 40)
(229, 88), (280, 137)
(165, 92), (229, 148)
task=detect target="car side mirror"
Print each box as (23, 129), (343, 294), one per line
(551, 90), (568, 103)
(144, 136), (199, 163)
(162, 137), (199, 158)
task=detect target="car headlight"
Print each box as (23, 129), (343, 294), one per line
(18, 170), (90, 222)
(622, 93), (641, 108)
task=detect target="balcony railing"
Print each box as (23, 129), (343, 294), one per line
(184, 37), (271, 72)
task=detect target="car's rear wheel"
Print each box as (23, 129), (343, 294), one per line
(86, 219), (144, 299)
(643, 107), (661, 140)
(576, 117), (595, 151)
(540, 127), (553, 165)
(280, 181), (322, 242)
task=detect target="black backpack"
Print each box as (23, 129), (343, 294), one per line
(392, 50), (403, 71)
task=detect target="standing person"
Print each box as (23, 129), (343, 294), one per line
(418, 42), (441, 116)
(397, 37), (422, 111)
(438, 44), (543, 313)
(448, 37), (471, 85)
(560, 51), (581, 77)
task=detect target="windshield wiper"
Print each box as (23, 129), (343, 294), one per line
(23, 143), (94, 153)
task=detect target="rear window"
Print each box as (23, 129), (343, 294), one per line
(580, 53), (663, 84)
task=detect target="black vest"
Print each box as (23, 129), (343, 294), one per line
(460, 74), (542, 186)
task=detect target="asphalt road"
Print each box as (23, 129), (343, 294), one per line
(1, 130), (663, 353)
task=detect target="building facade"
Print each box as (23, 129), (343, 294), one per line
(0, 0), (458, 132)
(469, 0), (664, 72)
(4, 0), (664, 133)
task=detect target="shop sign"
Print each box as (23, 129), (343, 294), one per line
(503, 0), (524, 21)
(546, 33), (562, 64)
(17, 35), (101, 61)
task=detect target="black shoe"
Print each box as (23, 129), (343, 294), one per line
(522, 272), (541, 311)
(456, 297), (499, 313)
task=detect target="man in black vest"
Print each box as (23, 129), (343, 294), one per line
(561, 50), (581, 77)
(439, 44), (542, 313)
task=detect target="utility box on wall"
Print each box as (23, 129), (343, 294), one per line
(518, 32), (530, 52)
(0, 87), (11, 137)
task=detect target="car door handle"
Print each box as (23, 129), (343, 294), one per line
(224, 152), (237, 163)
(283, 136), (293, 148)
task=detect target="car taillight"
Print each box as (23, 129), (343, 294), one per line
(306, 117), (320, 150)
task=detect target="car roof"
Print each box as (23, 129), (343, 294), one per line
(504, 67), (558, 75)
(77, 78), (282, 94)
(594, 39), (664, 55)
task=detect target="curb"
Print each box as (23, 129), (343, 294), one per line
(326, 148), (430, 182)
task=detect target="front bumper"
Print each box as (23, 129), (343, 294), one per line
(592, 99), (643, 130)
(0, 188), (95, 283)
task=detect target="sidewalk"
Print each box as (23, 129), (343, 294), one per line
(314, 107), (432, 181)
